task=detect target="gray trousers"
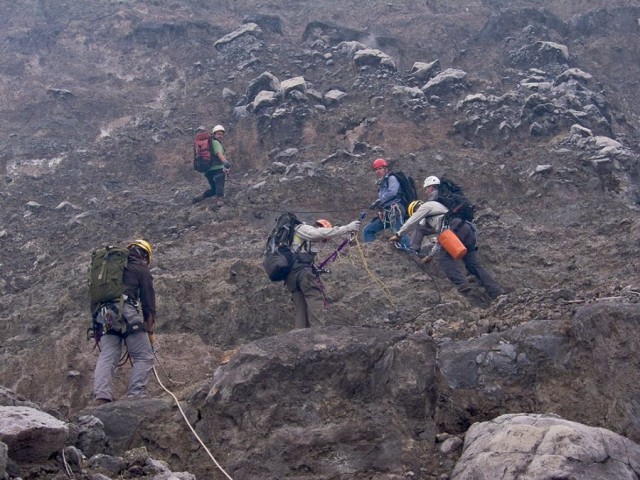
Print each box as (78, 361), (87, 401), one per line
(409, 224), (433, 253)
(93, 303), (154, 401)
(285, 268), (327, 329)
(437, 247), (503, 299)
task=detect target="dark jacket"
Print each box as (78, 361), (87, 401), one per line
(123, 255), (156, 322)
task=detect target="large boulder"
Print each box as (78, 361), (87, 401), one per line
(452, 413), (640, 479)
(0, 406), (69, 463)
(192, 327), (438, 479)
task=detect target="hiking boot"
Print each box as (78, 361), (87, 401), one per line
(93, 398), (111, 406)
(192, 194), (205, 204)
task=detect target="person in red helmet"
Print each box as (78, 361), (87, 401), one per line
(363, 158), (408, 245)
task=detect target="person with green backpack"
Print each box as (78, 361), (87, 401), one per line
(90, 239), (157, 405)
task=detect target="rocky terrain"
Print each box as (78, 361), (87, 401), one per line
(1, 0), (640, 478)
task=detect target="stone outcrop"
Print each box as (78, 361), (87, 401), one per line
(452, 413), (640, 479)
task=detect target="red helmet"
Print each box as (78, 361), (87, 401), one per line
(372, 158), (388, 170)
(315, 219), (332, 229)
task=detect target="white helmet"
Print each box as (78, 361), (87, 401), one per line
(212, 125), (225, 134)
(423, 175), (440, 188)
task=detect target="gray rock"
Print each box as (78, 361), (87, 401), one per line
(214, 23), (263, 50)
(252, 90), (278, 111)
(76, 415), (107, 458)
(324, 89), (347, 104)
(452, 413), (640, 480)
(0, 441), (7, 480)
(281, 76), (307, 96)
(421, 68), (467, 94)
(0, 406), (69, 463)
(410, 60), (440, 81)
(353, 48), (397, 70)
(196, 327), (437, 479)
(87, 453), (126, 475)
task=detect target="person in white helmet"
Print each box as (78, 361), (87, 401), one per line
(192, 124), (231, 205)
(391, 175), (504, 301)
(391, 176), (446, 254)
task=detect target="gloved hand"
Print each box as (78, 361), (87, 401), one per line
(345, 220), (361, 232)
(223, 162), (231, 170)
(422, 255), (433, 264)
(369, 201), (379, 210)
(389, 235), (401, 243)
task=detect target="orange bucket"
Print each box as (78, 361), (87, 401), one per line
(438, 229), (467, 260)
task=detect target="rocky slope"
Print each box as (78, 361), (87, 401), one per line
(1, 0), (640, 478)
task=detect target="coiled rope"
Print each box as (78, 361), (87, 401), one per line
(351, 236), (396, 307)
(152, 366), (234, 480)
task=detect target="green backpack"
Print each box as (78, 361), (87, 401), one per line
(88, 245), (129, 313)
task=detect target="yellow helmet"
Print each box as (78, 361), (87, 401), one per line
(128, 239), (153, 263)
(408, 200), (422, 217)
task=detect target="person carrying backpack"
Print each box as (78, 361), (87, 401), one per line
(192, 124), (231, 206)
(362, 158), (409, 246)
(284, 218), (360, 329)
(92, 239), (157, 405)
(390, 175), (504, 301)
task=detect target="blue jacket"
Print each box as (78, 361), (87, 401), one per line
(376, 174), (402, 208)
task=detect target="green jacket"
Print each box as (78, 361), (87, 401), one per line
(207, 139), (225, 171)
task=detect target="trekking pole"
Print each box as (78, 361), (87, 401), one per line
(317, 211), (366, 270)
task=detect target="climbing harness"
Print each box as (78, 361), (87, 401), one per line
(384, 203), (404, 232)
(152, 366), (234, 480)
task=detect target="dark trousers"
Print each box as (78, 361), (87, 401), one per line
(437, 221), (503, 299)
(203, 169), (226, 198)
(285, 268), (326, 329)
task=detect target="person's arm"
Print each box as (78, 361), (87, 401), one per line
(138, 268), (156, 324)
(295, 222), (360, 242)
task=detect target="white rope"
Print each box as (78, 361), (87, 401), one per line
(61, 448), (76, 478)
(153, 366), (234, 480)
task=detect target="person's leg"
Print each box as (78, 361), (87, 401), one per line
(122, 304), (154, 398)
(363, 218), (384, 242)
(409, 228), (426, 253)
(93, 334), (122, 401)
(211, 170), (226, 198)
(463, 250), (503, 299)
(124, 331), (155, 398)
(291, 289), (309, 329)
(298, 271), (327, 327)
(202, 170), (219, 198)
(437, 248), (469, 292)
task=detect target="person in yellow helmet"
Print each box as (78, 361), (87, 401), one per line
(391, 176), (504, 302)
(93, 239), (157, 405)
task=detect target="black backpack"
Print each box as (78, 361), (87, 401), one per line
(438, 177), (475, 222)
(263, 212), (302, 282)
(390, 171), (418, 214)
